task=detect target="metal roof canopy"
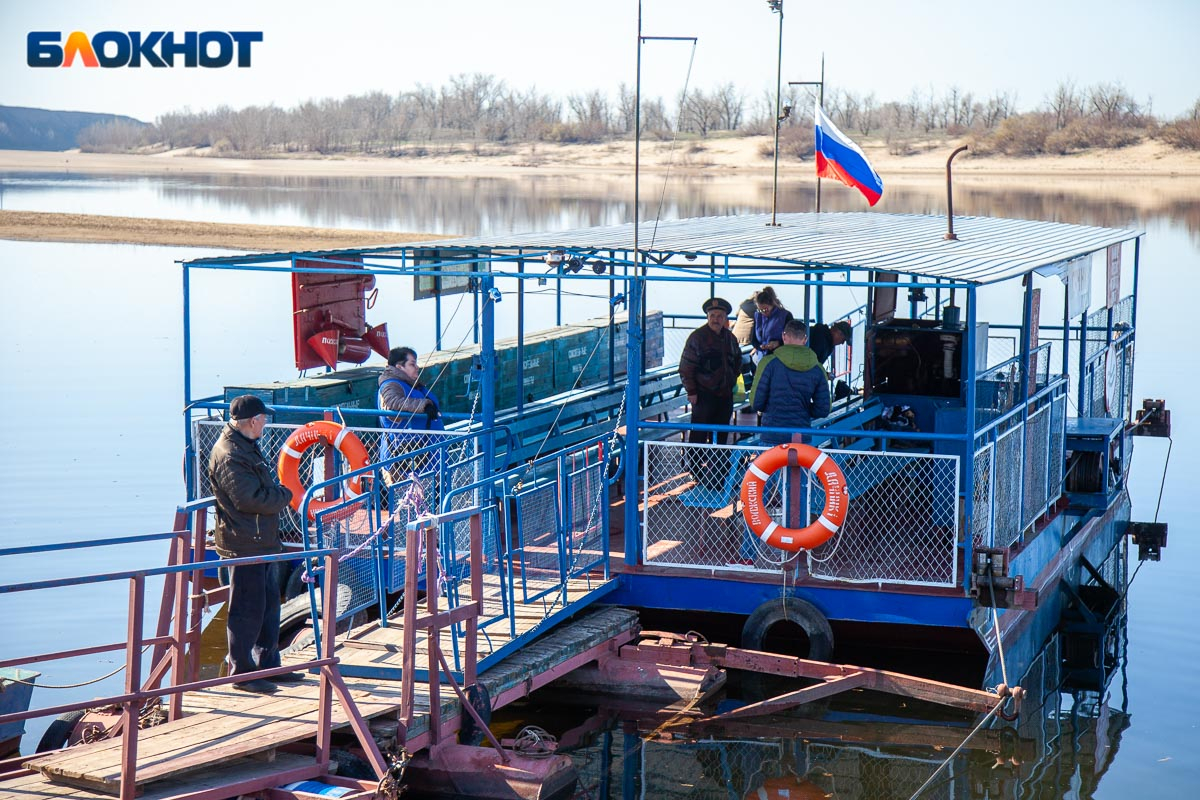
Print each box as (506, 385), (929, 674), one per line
(183, 212), (1142, 287)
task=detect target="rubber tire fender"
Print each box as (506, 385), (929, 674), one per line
(35, 710), (86, 753)
(740, 597), (834, 662)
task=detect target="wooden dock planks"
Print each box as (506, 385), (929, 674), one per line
(13, 606), (639, 797)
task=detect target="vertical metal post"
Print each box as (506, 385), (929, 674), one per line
(517, 271), (526, 413)
(1077, 306), (1088, 414)
(169, 531), (188, 720)
(466, 513), (482, 687)
(401, 526), (419, 729)
(769, 1), (784, 226)
(634, 1), (643, 269)
(120, 576), (145, 800)
(623, 275), (645, 568)
(1018, 276), (1034, 400)
(481, 273), (497, 476)
(816, 55), (825, 212)
(425, 528), (441, 744)
(186, 507), (207, 688)
(316, 554), (338, 772)
(962, 286), (979, 590)
(182, 262), (195, 500)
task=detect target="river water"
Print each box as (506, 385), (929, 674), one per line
(0, 169), (1197, 797)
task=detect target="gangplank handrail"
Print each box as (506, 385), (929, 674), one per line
(0, 545), (392, 800)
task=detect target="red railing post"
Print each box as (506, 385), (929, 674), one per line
(315, 554), (339, 772)
(186, 507), (209, 685)
(425, 525), (441, 744)
(120, 575), (145, 800)
(169, 528), (189, 720)
(401, 523), (420, 728)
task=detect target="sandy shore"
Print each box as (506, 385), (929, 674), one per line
(3, 135), (1199, 179)
(0, 211), (443, 251)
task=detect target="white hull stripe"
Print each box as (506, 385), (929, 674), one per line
(748, 463), (771, 482)
(758, 521), (779, 542)
(283, 445), (304, 459)
(817, 514), (838, 532)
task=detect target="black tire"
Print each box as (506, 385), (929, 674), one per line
(740, 597), (834, 660)
(330, 748), (377, 780)
(458, 683), (493, 747)
(35, 710), (86, 753)
(740, 598), (835, 707)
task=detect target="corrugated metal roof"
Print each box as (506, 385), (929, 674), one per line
(428, 212), (1140, 285)
(185, 212), (1141, 286)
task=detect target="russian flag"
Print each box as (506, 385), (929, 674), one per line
(814, 98), (884, 206)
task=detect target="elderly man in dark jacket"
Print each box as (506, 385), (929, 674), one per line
(679, 297), (742, 447)
(209, 395), (297, 694)
(750, 320), (831, 445)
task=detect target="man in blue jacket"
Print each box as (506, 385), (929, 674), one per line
(750, 319), (831, 445)
(734, 321), (832, 566)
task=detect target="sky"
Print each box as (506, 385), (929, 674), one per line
(2, 0), (1198, 123)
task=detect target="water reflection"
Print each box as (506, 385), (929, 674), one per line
(5, 169), (1197, 239)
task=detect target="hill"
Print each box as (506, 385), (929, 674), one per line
(0, 106), (147, 151)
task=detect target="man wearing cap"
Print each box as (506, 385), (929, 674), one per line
(679, 297), (742, 448)
(807, 319), (852, 366)
(208, 395), (298, 694)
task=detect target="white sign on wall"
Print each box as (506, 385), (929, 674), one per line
(1064, 256), (1092, 320)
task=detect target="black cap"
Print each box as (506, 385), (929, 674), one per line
(229, 395), (272, 420)
(702, 297), (733, 315)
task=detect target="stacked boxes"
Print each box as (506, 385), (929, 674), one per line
(223, 366), (382, 425)
(223, 312), (666, 419)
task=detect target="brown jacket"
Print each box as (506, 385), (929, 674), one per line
(208, 424), (293, 558)
(679, 324), (741, 399)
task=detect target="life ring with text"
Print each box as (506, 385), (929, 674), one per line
(739, 443), (848, 552)
(278, 421), (370, 519)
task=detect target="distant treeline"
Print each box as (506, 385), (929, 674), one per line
(75, 74), (1200, 157)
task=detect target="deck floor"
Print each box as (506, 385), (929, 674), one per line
(6, 602), (636, 799)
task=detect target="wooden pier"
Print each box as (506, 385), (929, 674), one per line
(3, 605), (639, 800)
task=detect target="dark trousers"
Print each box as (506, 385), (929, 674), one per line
(688, 393), (734, 446)
(226, 562), (282, 676)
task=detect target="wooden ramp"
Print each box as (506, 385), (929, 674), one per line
(338, 573), (614, 677)
(9, 607), (638, 799)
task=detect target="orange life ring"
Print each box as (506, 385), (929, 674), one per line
(739, 443), (849, 552)
(277, 421), (370, 519)
(745, 777), (827, 800)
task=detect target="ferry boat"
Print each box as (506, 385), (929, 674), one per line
(0, 209), (1166, 799)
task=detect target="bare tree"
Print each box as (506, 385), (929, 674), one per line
(1046, 80), (1084, 129)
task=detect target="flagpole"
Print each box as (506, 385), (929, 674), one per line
(789, 71), (825, 212)
(768, 1), (784, 227)
(817, 54), (825, 212)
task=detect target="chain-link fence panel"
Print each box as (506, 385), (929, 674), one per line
(1049, 394), (1067, 506)
(642, 441), (769, 572)
(972, 443), (994, 549)
(800, 742), (950, 800)
(640, 739), (789, 800)
(975, 364), (1020, 429)
(807, 450), (958, 586)
(313, 494), (381, 622)
(566, 460), (608, 577)
(993, 422), (1024, 548)
(1022, 405), (1051, 526)
(512, 482), (563, 603)
(1086, 307), (1110, 360)
(987, 335), (1018, 368)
